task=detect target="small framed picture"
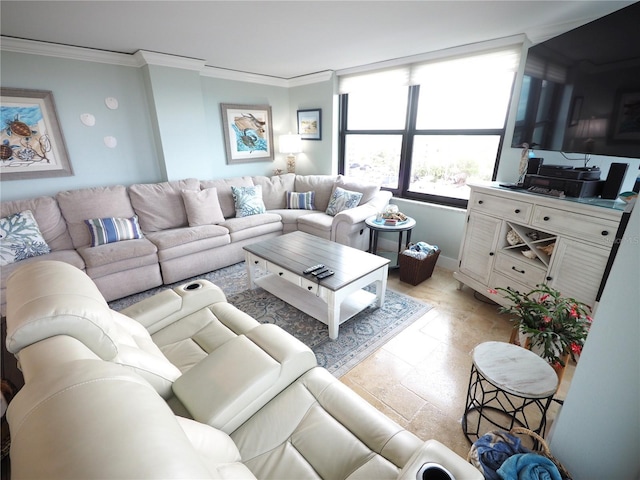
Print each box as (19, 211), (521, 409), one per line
(297, 109), (321, 140)
(221, 103), (274, 163)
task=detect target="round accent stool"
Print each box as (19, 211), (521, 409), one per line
(462, 341), (558, 443)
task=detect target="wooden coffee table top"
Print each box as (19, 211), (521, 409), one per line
(243, 231), (389, 291)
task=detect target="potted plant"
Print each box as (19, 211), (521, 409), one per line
(489, 284), (593, 371)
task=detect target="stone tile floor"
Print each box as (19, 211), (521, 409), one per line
(340, 266), (575, 459)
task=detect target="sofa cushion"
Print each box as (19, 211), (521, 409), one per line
(334, 174), (381, 205)
(325, 187), (363, 216)
(0, 210), (51, 265)
(252, 174), (296, 209)
(78, 238), (158, 269)
(1, 196), (74, 252)
(231, 185), (267, 217)
(294, 175), (337, 212)
(57, 185), (136, 248)
(181, 188), (225, 226)
(128, 178), (200, 232)
(201, 176), (254, 219)
(286, 191), (315, 210)
(85, 216), (144, 247)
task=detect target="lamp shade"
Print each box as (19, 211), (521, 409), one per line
(279, 134), (302, 154)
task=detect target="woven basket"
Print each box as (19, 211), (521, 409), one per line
(468, 427), (572, 480)
(510, 427), (572, 479)
(399, 249), (440, 285)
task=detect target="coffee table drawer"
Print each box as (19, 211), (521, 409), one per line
(266, 261), (300, 284)
(300, 277), (319, 295)
(246, 253), (266, 270)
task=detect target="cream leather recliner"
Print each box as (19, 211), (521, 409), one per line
(5, 260), (482, 479)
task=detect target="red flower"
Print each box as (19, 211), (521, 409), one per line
(488, 289), (498, 295)
(543, 315), (552, 324)
(570, 343), (582, 354)
(539, 294), (550, 302)
(570, 307), (579, 318)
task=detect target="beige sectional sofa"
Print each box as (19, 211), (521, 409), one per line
(4, 260), (481, 479)
(0, 173), (391, 315)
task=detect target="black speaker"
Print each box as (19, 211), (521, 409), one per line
(527, 157), (544, 174)
(601, 163), (628, 199)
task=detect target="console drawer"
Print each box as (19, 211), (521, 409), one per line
(490, 272), (535, 301)
(531, 206), (618, 246)
(470, 192), (532, 223)
(494, 252), (547, 288)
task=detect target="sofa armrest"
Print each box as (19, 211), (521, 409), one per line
(120, 280), (227, 334)
(331, 190), (392, 228)
(397, 439), (483, 480)
(173, 324), (317, 434)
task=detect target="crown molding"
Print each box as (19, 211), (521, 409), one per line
(287, 71), (334, 87)
(134, 50), (206, 71)
(1, 36), (334, 87)
(200, 66), (288, 87)
(0, 36), (139, 67)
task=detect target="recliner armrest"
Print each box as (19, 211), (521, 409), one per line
(121, 280), (227, 334)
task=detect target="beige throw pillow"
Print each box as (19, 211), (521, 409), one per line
(181, 188), (225, 226)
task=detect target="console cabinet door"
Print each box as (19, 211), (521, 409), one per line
(546, 238), (610, 306)
(458, 213), (502, 285)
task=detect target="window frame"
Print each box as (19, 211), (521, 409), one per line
(338, 81), (513, 209)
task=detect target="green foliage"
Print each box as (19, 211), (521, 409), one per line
(491, 284), (592, 367)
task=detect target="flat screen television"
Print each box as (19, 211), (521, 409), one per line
(512, 2), (640, 159)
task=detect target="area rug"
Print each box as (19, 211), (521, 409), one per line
(109, 262), (432, 377)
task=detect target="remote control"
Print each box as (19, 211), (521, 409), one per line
(311, 268), (329, 276)
(303, 264), (325, 274)
(316, 270), (334, 279)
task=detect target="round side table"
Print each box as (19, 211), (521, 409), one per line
(462, 341), (558, 443)
(365, 215), (416, 268)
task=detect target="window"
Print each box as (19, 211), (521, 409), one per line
(339, 46), (520, 207)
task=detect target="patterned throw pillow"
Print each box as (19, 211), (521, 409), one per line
(325, 187), (363, 216)
(231, 185), (267, 217)
(0, 210), (51, 266)
(85, 216), (144, 247)
(286, 191), (315, 210)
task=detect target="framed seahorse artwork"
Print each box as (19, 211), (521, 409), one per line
(1, 88), (73, 180)
(221, 104), (274, 164)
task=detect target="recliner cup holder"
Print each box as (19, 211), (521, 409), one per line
(184, 282), (203, 291)
(416, 463), (455, 480)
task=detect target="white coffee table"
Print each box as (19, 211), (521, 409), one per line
(243, 231), (390, 339)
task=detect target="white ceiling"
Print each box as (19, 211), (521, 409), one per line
(1, 1), (635, 79)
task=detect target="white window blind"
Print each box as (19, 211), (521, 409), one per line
(338, 45), (521, 94)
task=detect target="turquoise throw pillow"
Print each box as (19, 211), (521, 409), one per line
(231, 185), (267, 217)
(286, 191), (315, 210)
(0, 210), (51, 265)
(325, 187), (363, 216)
(85, 216), (144, 247)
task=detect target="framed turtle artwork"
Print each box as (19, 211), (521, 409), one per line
(220, 104), (274, 164)
(1, 88), (73, 180)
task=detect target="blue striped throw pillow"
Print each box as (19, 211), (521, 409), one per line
(286, 191), (315, 210)
(85, 216), (143, 247)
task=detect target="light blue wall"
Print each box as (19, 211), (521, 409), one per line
(1, 51), (162, 201)
(289, 77), (336, 175)
(0, 51), (299, 201)
(200, 77), (290, 179)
